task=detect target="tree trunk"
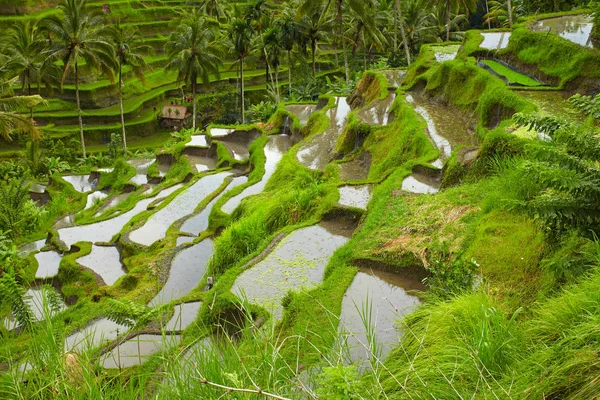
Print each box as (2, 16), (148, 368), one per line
(507, 0), (513, 27)
(446, 0), (451, 41)
(311, 39), (317, 78)
(119, 65), (127, 153)
(236, 61), (240, 115)
(275, 65), (280, 103)
(192, 79), (197, 130)
(337, 0), (350, 84)
(395, 0), (412, 65)
(287, 50), (292, 95)
(27, 72), (33, 122)
(333, 33), (339, 67)
(241, 56), (245, 124)
(75, 62), (86, 158)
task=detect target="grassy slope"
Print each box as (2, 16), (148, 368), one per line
(481, 59), (543, 86)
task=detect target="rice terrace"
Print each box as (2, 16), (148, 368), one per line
(1, 0), (600, 398)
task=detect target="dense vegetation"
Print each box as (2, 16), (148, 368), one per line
(1, 0), (600, 398)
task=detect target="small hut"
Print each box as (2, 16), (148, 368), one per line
(158, 104), (191, 131)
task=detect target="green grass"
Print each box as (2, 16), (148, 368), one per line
(481, 59), (544, 86)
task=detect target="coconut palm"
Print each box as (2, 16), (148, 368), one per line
(41, 0), (116, 158)
(298, 5), (334, 78)
(278, 5), (302, 94)
(106, 21), (151, 153)
(165, 11), (222, 130)
(345, 4), (387, 70)
(299, 0), (373, 83)
(3, 20), (59, 121)
(263, 26), (284, 103)
(228, 17), (253, 123)
(395, 0), (413, 64)
(427, 0), (477, 41)
(0, 77), (43, 143)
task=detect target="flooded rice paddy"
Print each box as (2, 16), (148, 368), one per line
(149, 238), (214, 306)
(285, 104), (316, 125)
(379, 70), (406, 88)
(221, 135), (291, 214)
(129, 172), (230, 246)
(186, 135), (209, 147)
(77, 245), (125, 286)
(297, 97), (351, 171)
(164, 301), (202, 331)
(401, 173), (440, 194)
(480, 32), (512, 50)
(62, 175), (96, 193)
(531, 14), (594, 48)
(232, 222), (352, 320)
(339, 267), (424, 364)
(355, 92), (396, 126)
(101, 334), (181, 369)
(34, 250), (62, 279)
(338, 185), (373, 209)
(65, 318), (128, 352)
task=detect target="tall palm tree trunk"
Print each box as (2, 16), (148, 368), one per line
(74, 62), (86, 158)
(287, 50), (292, 95)
(275, 65), (280, 103)
(446, 0), (451, 41)
(395, 0), (412, 65)
(192, 79), (197, 130)
(507, 0), (513, 27)
(118, 64), (127, 152)
(241, 56), (245, 124)
(311, 39), (317, 78)
(337, 0), (350, 84)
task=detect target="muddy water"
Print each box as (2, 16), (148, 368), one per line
(184, 154), (217, 172)
(401, 173), (440, 194)
(338, 152), (371, 181)
(149, 239), (214, 306)
(406, 92), (473, 168)
(85, 191), (109, 210)
(380, 70), (406, 88)
(210, 128), (235, 137)
(297, 97), (351, 171)
(128, 158), (154, 185)
(339, 267), (424, 364)
(157, 163), (170, 177)
(285, 104), (316, 125)
(221, 135), (291, 214)
(356, 92), (396, 126)
(232, 223), (351, 320)
(164, 302), (202, 331)
(129, 172), (231, 246)
(65, 318), (128, 352)
(101, 334), (181, 369)
(63, 175), (96, 193)
(35, 250), (63, 278)
(180, 176), (248, 235)
(480, 32), (512, 50)
(186, 135), (208, 147)
(518, 90), (582, 121)
(338, 185), (373, 209)
(77, 245), (125, 286)
(531, 14), (594, 48)
(219, 140), (250, 161)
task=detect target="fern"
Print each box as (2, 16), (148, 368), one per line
(0, 269), (33, 330)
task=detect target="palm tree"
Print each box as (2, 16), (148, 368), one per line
(345, 5), (387, 70)
(263, 26), (283, 103)
(427, 0), (477, 41)
(3, 20), (59, 122)
(106, 21), (151, 153)
(298, 5), (334, 78)
(198, 0), (231, 21)
(41, 0), (115, 158)
(395, 0), (412, 65)
(228, 17), (253, 123)
(278, 5), (302, 94)
(244, 0), (274, 91)
(0, 77), (43, 143)
(429, 2), (467, 40)
(299, 0), (373, 83)
(165, 11), (222, 130)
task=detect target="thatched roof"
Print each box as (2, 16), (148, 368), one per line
(161, 105), (189, 120)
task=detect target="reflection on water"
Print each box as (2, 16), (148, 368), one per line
(401, 173), (440, 194)
(356, 92), (396, 126)
(128, 158), (154, 185)
(149, 239), (214, 306)
(129, 172), (230, 246)
(531, 14), (594, 48)
(285, 104), (316, 125)
(186, 135), (208, 147)
(232, 223), (350, 320)
(339, 267), (424, 365)
(65, 318), (127, 352)
(221, 135), (291, 214)
(63, 175), (96, 193)
(77, 245), (126, 286)
(380, 70), (406, 88)
(35, 250), (63, 278)
(480, 32), (511, 50)
(164, 301), (202, 331)
(338, 185), (373, 209)
(101, 334), (181, 368)
(297, 97), (351, 171)
(181, 176), (248, 235)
